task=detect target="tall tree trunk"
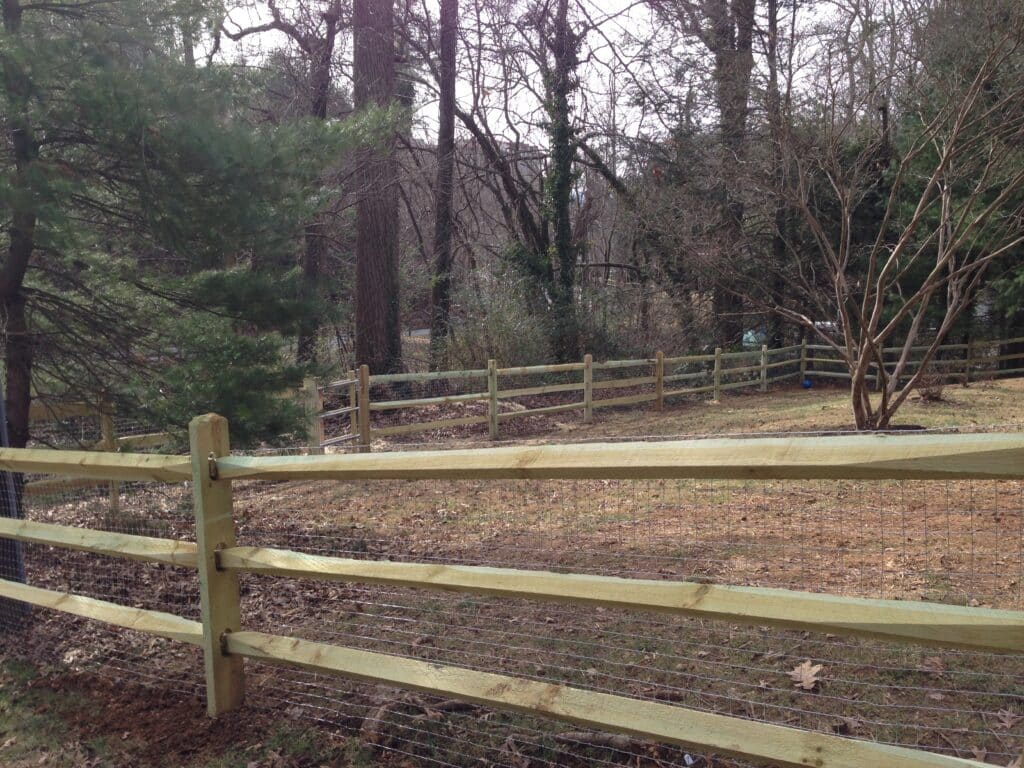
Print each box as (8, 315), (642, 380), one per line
(296, 10), (340, 364)
(354, 0), (402, 373)
(1, 0), (31, 624)
(2, 0), (35, 450)
(765, 0), (789, 348)
(428, 0), (458, 371)
(547, 0), (580, 361)
(707, 0), (755, 347)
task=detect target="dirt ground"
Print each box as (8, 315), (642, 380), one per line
(3, 378), (1024, 767)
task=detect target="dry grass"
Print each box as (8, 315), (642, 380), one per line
(4, 379), (1024, 767)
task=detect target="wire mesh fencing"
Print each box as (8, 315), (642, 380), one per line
(2, 433), (1024, 767)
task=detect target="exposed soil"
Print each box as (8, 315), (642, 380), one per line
(3, 379), (1024, 767)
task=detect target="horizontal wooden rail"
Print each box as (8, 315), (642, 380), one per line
(370, 392), (486, 411)
(117, 432), (174, 450)
(0, 448), (190, 481)
(319, 406), (358, 419)
(591, 392), (657, 409)
(496, 402), (584, 421)
(320, 434), (358, 447)
(225, 631), (984, 768)
(0, 518), (197, 568)
(591, 358), (651, 369)
(213, 433), (1024, 481)
(0, 578), (203, 645)
(374, 414), (488, 436)
(370, 369), (486, 384)
(219, 547), (1024, 652)
(497, 382), (584, 398)
(591, 375), (655, 390)
(498, 362), (585, 375)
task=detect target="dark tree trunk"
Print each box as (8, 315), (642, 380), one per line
(2, 0), (35, 450)
(428, 0), (458, 371)
(354, 0), (402, 373)
(706, 0), (755, 347)
(296, 10), (340, 364)
(546, 0), (580, 361)
(1, 0), (30, 622)
(765, 0), (789, 348)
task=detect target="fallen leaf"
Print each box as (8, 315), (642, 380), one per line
(789, 660), (824, 691)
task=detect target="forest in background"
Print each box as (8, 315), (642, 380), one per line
(2, 0), (1023, 444)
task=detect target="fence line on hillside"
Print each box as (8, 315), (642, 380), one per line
(0, 423), (1022, 767)
(24, 400), (173, 506)
(310, 335), (1024, 450)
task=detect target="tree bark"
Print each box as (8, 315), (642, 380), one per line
(354, 0), (403, 373)
(546, 0), (580, 361)
(2, 0), (35, 449)
(296, 9), (340, 364)
(706, 0), (755, 347)
(428, 0), (458, 371)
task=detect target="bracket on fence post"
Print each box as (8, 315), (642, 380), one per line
(713, 348), (722, 402)
(583, 354), (593, 424)
(760, 345), (768, 392)
(487, 359), (499, 440)
(302, 377), (323, 456)
(654, 351), (664, 412)
(358, 365), (371, 453)
(189, 414), (245, 717)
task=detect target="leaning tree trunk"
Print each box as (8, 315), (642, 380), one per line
(428, 0), (458, 371)
(354, 0), (403, 373)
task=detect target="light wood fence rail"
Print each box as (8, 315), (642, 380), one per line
(312, 337), (1024, 450)
(0, 423), (1019, 767)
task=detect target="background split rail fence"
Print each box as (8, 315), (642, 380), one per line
(309, 336), (1024, 451)
(1, 421), (1023, 767)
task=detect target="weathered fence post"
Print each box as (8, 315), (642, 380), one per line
(713, 347), (722, 401)
(189, 414), (245, 716)
(487, 359), (499, 440)
(965, 339), (974, 384)
(799, 338), (808, 381)
(99, 402), (119, 513)
(654, 351), (665, 411)
(760, 345), (768, 392)
(347, 371), (359, 445)
(302, 377), (323, 455)
(358, 365), (371, 453)
(583, 354), (593, 424)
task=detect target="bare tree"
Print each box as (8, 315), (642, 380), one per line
(766, 2), (1024, 428)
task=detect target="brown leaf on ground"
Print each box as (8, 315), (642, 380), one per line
(789, 660), (823, 691)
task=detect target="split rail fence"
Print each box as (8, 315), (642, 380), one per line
(1, 419), (1021, 767)
(308, 336), (1024, 450)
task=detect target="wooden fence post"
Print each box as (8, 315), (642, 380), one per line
(189, 414), (245, 717)
(358, 365), (371, 453)
(583, 354), (593, 424)
(799, 338), (808, 381)
(302, 377), (323, 455)
(99, 403), (119, 513)
(347, 371), (359, 445)
(713, 347), (722, 401)
(965, 339), (974, 384)
(487, 359), (499, 440)
(654, 351), (664, 412)
(760, 345), (768, 392)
